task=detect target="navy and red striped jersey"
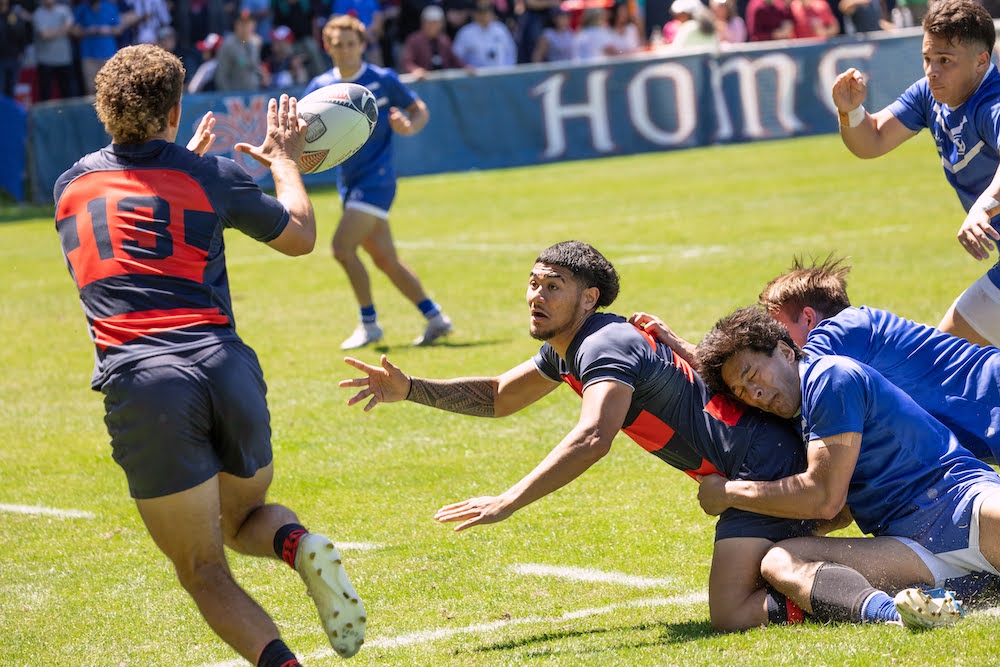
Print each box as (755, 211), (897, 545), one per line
(532, 313), (803, 480)
(55, 140), (290, 389)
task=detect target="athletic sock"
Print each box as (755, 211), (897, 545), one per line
(360, 305), (377, 325)
(416, 298), (441, 319)
(257, 638), (301, 667)
(859, 590), (901, 624)
(273, 523), (308, 568)
(809, 562), (880, 623)
(764, 584), (806, 624)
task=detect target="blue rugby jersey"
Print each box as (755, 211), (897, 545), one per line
(804, 306), (1000, 462)
(55, 140), (289, 389)
(303, 62), (419, 188)
(889, 64), (1000, 214)
(798, 354), (997, 536)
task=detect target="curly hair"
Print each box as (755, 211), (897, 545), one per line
(535, 240), (620, 309)
(758, 254), (852, 321)
(695, 306), (802, 395)
(923, 0), (995, 53)
(323, 14), (367, 47)
(94, 45), (185, 144)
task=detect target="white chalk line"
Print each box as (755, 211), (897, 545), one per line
(201, 592), (705, 666)
(0, 503), (95, 519)
(510, 563), (674, 589)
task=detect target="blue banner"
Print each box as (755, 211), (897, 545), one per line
(28, 29), (927, 204)
(0, 97), (27, 202)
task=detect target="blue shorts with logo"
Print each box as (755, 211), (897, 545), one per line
(339, 170), (396, 219)
(101, 341), (273, 499)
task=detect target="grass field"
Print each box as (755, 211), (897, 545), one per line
(1, 132), (997, 667)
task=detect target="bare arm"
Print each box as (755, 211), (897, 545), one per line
(340, 356), (559, 416)
(832, 68), (916, 159)
(234, 95), (316, 256)
(698, 431), (861, 521)
(389, 99), (429, 136)
(434, 380), (634, 530)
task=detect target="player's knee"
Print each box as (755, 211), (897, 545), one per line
(331, 240), (358, 264)
(760, 545), (795, 588)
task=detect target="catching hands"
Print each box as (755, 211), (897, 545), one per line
(957, 208), (1000, 260)
(235, 94), (307, 168)
(186, 111), (217, 156)
(696, 473), (730, 516)
(831, 68), (867, 113)
(434, 495), (513, 531)
(339, 355), (411, 411)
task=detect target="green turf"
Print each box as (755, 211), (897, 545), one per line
(1, 132), (995, 666)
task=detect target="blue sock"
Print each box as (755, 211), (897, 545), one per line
(860, 591), (900, 623)
(360, 305), (377, 325)
(417, 298), (440, 319)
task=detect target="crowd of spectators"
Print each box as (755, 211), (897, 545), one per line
(1, 0), (996, 104)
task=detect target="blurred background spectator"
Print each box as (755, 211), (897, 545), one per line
(0, 0), (31, 99)
(73, 0), (121, 94)
(515, 0), (560, 63)
(266, 23), (309, 86)
(839, 0), (892, 33)
(572, 6), (613, 60)
(215, 9), (265, 90)
(666, 0), (717, 47)
(241, 0), (273, 58)
(452, 0), (516, 67)
(272, 0), (326, 77)
(400, 4), (467, 77)
(789, 0), (838, 37)
(711, 0), (746, 42)
(744, 0), (792, 41)
(187, 30), (221, 92)
(607, 0), (643, 54)
(531, 5), (575, 62)
(33, 0), (78, 101)
(128, 0), (172, 44)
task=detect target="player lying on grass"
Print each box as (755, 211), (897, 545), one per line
(693, 306), (1000, 627)
(633, 255), (1000, 466)
(339, 240), (936, 630)
(55, 45), (364, 666)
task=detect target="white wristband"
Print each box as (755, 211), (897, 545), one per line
(842, 105), (866, 129)
(976, 197), (1000, 215)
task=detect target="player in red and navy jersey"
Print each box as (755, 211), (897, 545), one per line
(340, 240), (829, 632)
(55, 45), (364, 666)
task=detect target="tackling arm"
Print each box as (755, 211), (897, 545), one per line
(434, 380), (634, 530)
(832, 68), (916, 159)
(698, 431), (861, 521)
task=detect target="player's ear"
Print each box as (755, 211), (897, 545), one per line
(167, 101), (182, 130)
(582, 285), (599, 311)
(801, 306), (818, 330)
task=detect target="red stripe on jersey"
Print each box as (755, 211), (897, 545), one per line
(634, 324), (658, 349)
(58, 170), (215, 289)
(623, 408), (677, 453)
(687, 458), (721, 481)
(92, 308), (229, 350)
(704, 394), (745, 427)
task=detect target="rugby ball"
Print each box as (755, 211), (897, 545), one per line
(296, 83), (378, 174)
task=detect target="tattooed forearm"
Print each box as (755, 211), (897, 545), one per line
(406, 377), (497, 417)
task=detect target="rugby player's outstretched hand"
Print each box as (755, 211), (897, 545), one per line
(340, 355), (411, 411)
(235, 94), (307, 168)
(696, 473), (730, 516)
(186, 111), (216, 156)
(958, 206), (1000, 261)
(434, 496), (513, 531)
(831, 68), (866, 113)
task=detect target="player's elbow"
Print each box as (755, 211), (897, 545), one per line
(813, 495), (847, 522)
(572, 425), (613, 461)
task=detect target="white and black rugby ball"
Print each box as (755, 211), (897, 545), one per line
(296, 82), (378, 174)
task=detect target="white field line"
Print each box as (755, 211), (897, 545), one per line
(0, 503), (95, 519)
(201, 593), (706, 667)
(335, 542), (382, 551)
(510, 563), (673, 589)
